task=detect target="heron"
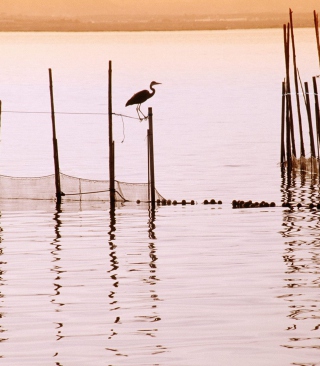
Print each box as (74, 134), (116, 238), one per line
(125, 81), (161, 120)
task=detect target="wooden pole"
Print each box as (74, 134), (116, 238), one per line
(305, 81), (316, 158)
(147, 128), (150, 202)
(49, 68), (62, 204)
(314, 11), (320, 69)
(108, 60), (115, 206)
(281, 81), (286, 166)
(283, 23), (296, 157)
(312, 76), (320, 174)
(285, 81), (292, 175)
(148, 107), (155, 209)
(290, 9), (305, 157)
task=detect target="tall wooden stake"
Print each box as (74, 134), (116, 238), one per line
(49, 68), (62, 204)
(290, 9), (305, 157)
(285, 82), (292, 175)
(281, 81), (286, 166)
(147, 128), (150, 202)
(312, 76), (320, 174)
(283, 23), (296, 157)
(148, 107), (155, 209)
(108, 60), (115, 206)
(314, 11), (320, 69)
(305, 81), (316, 158)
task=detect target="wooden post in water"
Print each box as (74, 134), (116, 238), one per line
(281, 81), (286, 166)
(285, 82), (292, 175)
(283, 23), (296, 157)
(108, 60), (115, 206)
(314, 11), (320, 69)
(290, 9), (305, 157)
(147, 128), (150, 202)
(49, 68), (62, 205)
(148, 107), (155, 209)
(312, 76), (320, 175)
(305, 81), (316, 158)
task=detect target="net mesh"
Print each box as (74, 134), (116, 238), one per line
(0, 172), (165, 202)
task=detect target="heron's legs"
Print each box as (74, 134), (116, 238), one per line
(137, 104), (148, 121)
(136, 105), (144, 121)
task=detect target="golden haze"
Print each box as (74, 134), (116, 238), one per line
(0, 0), (319, 17)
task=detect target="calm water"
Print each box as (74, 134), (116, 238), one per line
(0, 29), (320, 365)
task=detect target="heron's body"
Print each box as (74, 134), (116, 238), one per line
(125, 81), (161, 120)
(125, 89), (152, 107)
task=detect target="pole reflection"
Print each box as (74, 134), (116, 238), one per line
(280, 171), (320, 359)
(107, 204), (122, 354)
(50, 203), (65, 365)
(144, 207), (166, 353)
(0, 213), (8, 351)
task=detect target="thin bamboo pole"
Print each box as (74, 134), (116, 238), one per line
(312, 76), (320, 175)
(48, 68), (62, 205)
(305, 81), (316, 158)
(285, 81), (292, 175)
(147, 128), (150, 202)
(283, 23), (296, 157)
(290, 9), (305, 157)
(108, 60), (115, 206)
(281, 81), (286, 166)
(148, 107), (155, 209)
(314, 11), (320, 69)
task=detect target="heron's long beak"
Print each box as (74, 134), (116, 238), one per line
(154, 82), (162, 85)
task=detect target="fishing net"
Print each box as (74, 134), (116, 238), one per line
(0, 172), (165, 202)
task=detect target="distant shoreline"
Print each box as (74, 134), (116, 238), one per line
(0, 13), (316, 32)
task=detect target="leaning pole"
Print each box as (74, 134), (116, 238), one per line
(148, 107), (156, 209)
(49, 68), (62, 205)
(108, 60), (115, 206)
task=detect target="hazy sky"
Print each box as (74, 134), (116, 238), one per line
(0, 0), (319, 17)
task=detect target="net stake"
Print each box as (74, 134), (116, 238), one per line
(108, 60), (115, 206)
(305, 81), (316, 159)
(314, 11), (320, 69)
(148, 107), (156, 209)
(49, 68), (62, 205)
(290, 9), (305, 157)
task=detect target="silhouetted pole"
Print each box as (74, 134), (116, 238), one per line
(283, 23), (296, 157)
(281, 81), (286, 166)
(148, 107), (155, 209)
(314, 11), (320, 69)
(49, 68), (62, 205)
(285, 82), (292, 175)
(313, 76), (320, 174)
(305, 81), (316, 158)
(147, 128), (150, 202)
(108, 60), (115, 206)
(290, 9), (305, 157)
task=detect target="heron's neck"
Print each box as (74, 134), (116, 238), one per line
(150, 85), (156, 96)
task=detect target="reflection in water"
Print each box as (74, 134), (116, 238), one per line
(143, 208), (166, 353)
(107, 206), (120, 316)
(106, 205), (167, 361)
(280, 172), (320, 362)
(50, 205), (65, 365)
(0, 214), (8, 351)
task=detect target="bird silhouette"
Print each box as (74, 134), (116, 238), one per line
(125, 81), (161, 120)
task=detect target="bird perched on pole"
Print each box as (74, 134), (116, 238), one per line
(125, 81), (161, 120)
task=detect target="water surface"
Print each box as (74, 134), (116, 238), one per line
(0, 29), (320, 366)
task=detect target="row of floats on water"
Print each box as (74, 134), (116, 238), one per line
(136, 198), (222, 205)
(136, 198), (320, 209)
